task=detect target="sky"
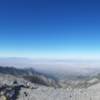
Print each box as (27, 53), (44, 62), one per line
(0, 0), (100, 60)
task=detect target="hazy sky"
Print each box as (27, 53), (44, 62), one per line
(0, 0), (100, 59)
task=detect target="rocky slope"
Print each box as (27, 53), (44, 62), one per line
(0, 66), (100, 100)
(0, 74), (100, 100)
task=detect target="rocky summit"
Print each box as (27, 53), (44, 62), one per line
(0, 67), (100, 100)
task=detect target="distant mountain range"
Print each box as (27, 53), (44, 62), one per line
(0, 66), (59, 87)
(1, 65), (100, 88)
(0, 57), (100, 86)
(0, 66), (36, 76)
